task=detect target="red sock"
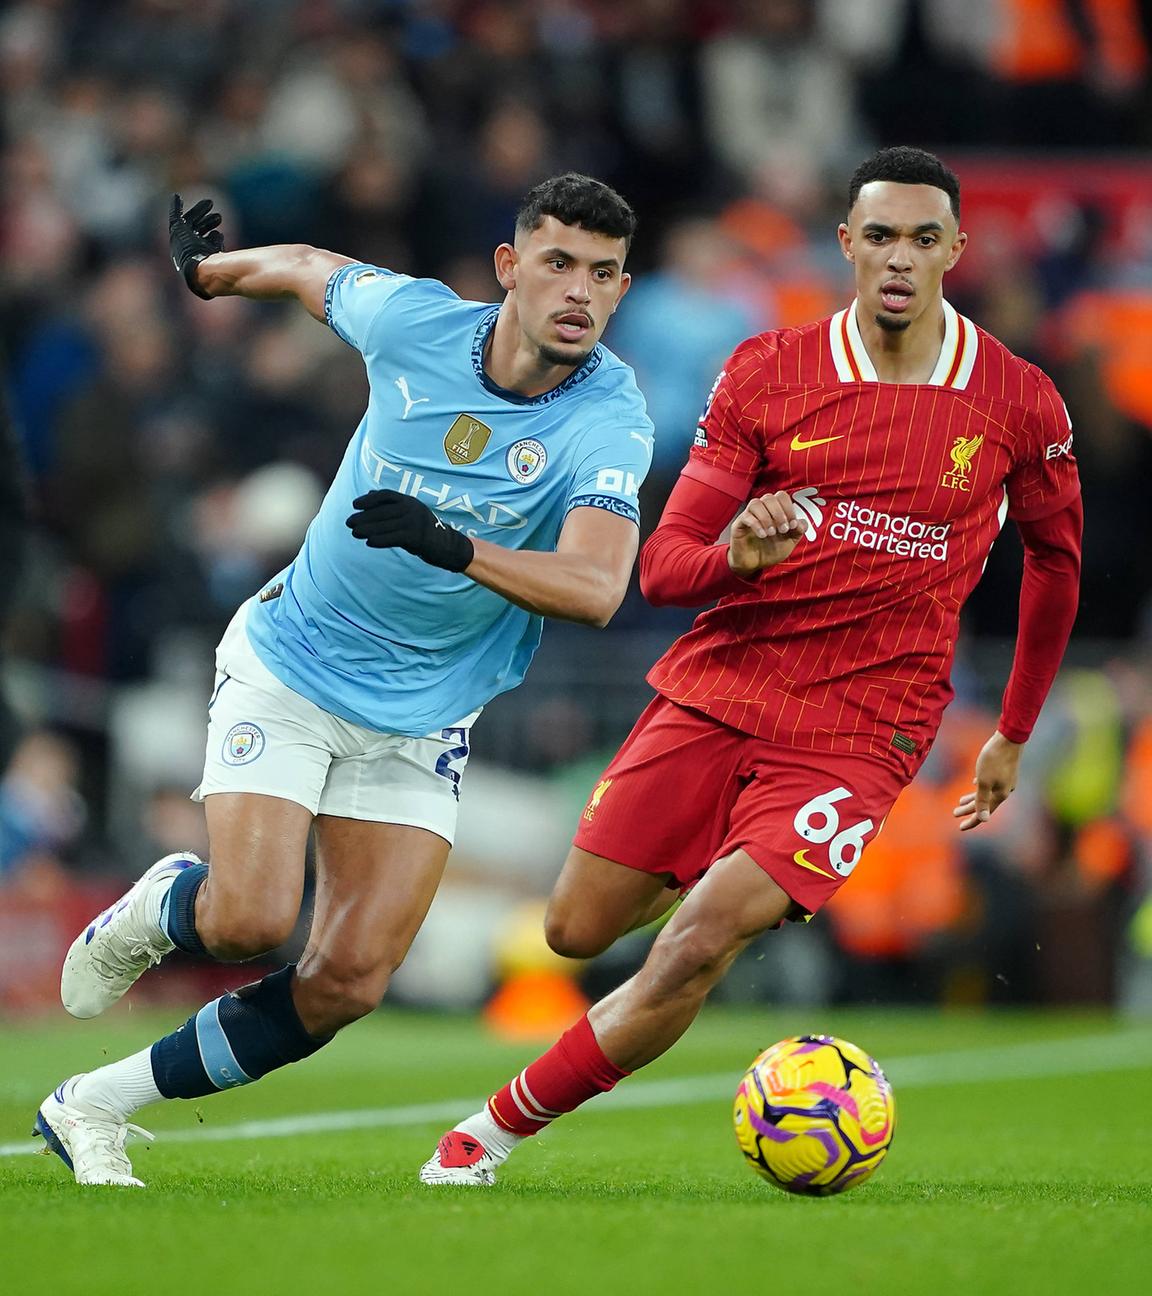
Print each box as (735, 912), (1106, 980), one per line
(487, 1015), (629, 1137)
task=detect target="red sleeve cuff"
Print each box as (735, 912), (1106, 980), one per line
(680, 458), (754, 501)
(996, 720), (1032, 745)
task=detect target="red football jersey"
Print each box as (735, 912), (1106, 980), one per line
(648, 299), (1081, 769)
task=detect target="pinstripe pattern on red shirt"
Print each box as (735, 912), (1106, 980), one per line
(649, 306), (1080, 767)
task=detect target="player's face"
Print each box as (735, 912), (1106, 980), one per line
(497, 216), (631, 367)
(838, 182), (966, 333)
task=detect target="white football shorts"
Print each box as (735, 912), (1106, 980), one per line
(193, 604), (479, 845)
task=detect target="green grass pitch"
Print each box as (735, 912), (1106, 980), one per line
(1, 1006), (1149, 1295)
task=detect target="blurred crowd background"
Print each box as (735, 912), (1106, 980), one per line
(3, 0), (1152, 1021)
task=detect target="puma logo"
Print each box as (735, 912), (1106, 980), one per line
(394, 376), (430, 420)
(629, 430), (655, 460)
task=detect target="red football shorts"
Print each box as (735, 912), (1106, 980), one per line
(573, 696), (915, 915)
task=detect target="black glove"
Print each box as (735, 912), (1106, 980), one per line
(346, 490), (475, 573)
(169, 194), (224, 300)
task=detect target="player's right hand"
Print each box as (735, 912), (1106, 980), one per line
(169, 194), (224, 300)
(728, 490), (806, 576)
(346, 489), (476, 573)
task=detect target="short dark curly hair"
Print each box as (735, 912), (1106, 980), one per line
(848, 147), (961, 222)
(516, 173), (637, 250)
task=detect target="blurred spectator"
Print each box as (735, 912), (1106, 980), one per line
(700, 0), (864, 184)
(0, 353), (30, 770)
(0, 729), (86, 878)
(610, 215), (757, 476)
(1, 0), (1151, 1011)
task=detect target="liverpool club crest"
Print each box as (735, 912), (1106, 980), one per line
(941, 433), (984, 491)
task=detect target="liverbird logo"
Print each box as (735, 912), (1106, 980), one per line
(583, 777), (613, 822)
(941, 433), (984, 491)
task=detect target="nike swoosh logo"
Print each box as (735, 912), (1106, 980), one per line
(790, 434), (845, 451)
(792, 848), (836, 879)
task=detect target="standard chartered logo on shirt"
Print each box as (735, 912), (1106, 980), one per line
(794, 483), (952, 560)
(790, 486), (826, 541)
(827, 495), (953, 561)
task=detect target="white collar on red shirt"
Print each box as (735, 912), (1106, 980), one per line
(830, 298), (979, 389)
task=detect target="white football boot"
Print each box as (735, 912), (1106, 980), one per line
(419, 1130), (499, 1186)
(34, 1076), (154, 1187)
(60, 852), (204, 1018)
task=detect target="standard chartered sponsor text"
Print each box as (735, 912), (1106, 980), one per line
(829, 499), (952, 560)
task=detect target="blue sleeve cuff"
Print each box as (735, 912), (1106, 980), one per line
(324, 263), (365, 347)
(566, 494), (640, 526)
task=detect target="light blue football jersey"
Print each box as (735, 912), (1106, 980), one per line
(245, 263), (655, 736)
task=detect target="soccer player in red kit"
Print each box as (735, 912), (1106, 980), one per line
(420, 146), (1082, 1185)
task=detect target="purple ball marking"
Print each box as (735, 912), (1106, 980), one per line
(810, 1126), (843, 1168)
(748, 1106), (795, 1142)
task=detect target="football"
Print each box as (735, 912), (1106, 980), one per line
(733, 1034), (895, 1195)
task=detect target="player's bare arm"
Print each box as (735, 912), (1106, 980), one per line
(169, 194), (352, 321)
(727, 490), (806, 576)
(346, 489), (638, 627)
(195, 245), (353, 320)
(465, 505), (638, 627)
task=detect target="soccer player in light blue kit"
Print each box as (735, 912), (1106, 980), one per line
(35, 174), (654, 1187)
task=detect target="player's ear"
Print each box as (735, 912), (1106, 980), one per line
(944, 230), (968, 272)
(613, 271), (632, 312)
(837, 223), (854, 262)
(494, 243), (518, 292)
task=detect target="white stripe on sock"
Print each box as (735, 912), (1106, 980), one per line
(518, 1072), (563, 1118)
(509, 1075), (551, 1123)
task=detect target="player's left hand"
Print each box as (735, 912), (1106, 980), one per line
(952, 730), (1022, 830)
(346, 490), (475, 573)
(169, 194), (224, 300)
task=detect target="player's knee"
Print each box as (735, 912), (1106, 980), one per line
(544, 909), (613, 960)
(645, 922), (740, 998)
(198, 897), (297, 962)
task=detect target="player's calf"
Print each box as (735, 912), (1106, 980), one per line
(150, 964), (332, 1097)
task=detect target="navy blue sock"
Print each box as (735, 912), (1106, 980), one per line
(150, 966), (332, 1099)
(160, 863), (209, 957)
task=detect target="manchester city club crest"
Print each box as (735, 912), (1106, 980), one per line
(506, 438), (547, 485)
(222, 722), (266, 766)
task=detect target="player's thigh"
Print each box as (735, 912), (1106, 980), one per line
(195, 636), (340, 947)
(545, 846), (674, 959)
(201, 792), (313, 952)
(572, 696), (748, 892)
(295, 817), (450, 1019)
(296, 717), (476, 1009)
